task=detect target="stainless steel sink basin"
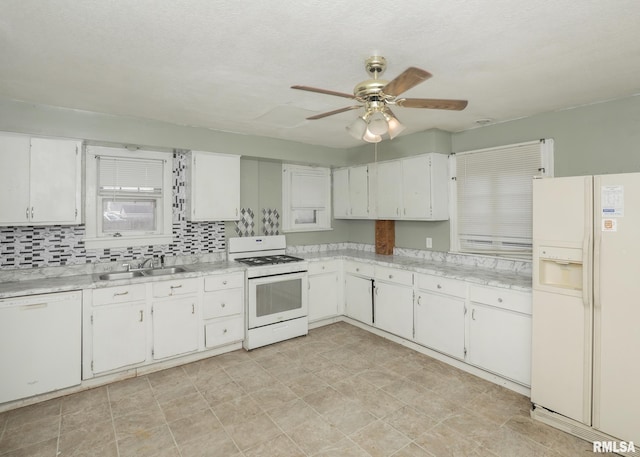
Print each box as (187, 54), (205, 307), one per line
(98, 271), (145, 280)
(98, 266), (187, 280)
(141, 266), (187, 276)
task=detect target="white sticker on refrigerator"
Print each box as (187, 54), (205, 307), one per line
(602, 219), (617, 232)
(601, 185), (624, 217)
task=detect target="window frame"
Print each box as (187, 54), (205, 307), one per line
(282, 164), (332, 233)
(449, 139), (554, 258)
(84, 146), (173, 249)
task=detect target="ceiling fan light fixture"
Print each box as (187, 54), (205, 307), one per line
(367, 111), (388, 135)
(386, 115), (406, 140)
(346, 117), (367, 140)
(362, 128), (382, 143)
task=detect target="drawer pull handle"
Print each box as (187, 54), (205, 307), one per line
(192, 304), (195, 314)
(114, 291), (129, 297)
(472, 309), (476, 320)
(417, 296), (422, 306)
(139, 310), (144, 322)
(170, 285), (183, 290)
(437, 284), (442, 289)
(497, 298), (503, 303)
(21, 302), (48, 310)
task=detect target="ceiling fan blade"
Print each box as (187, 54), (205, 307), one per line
(397, 98), (468, 110)
(291, 85), (355, 99)
(383, 67), (432, 97)
(307, 105), (361, 120)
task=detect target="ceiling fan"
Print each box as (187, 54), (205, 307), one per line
(292, 56), (468, 142)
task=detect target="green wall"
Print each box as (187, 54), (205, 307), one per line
(3, 94), (640, 252)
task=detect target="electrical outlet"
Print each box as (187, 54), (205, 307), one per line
(426, 237), (433, 249)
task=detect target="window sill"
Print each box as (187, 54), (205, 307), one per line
(283, 227), (334, 233)
(84, 235), (173, 250)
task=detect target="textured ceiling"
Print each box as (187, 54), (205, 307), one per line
(1, 0), (639, 149)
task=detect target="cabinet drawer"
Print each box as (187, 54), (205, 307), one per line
(416, 274), (467, 298)
(152, 278), (199, 298)
(344, 261), (374, 277)
(375, 266), (413, 286)
(205, 315), (244, 348)
(204, 272), (244, 292)
(203, 289), (244, 319)
(308, 260), (339, 275)
(93, 283), (146, 306)
(469, 284), (532, 315)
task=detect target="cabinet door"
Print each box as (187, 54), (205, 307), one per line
(30, 138), (81, 224)
(402, 155), (431, 219)
(376, 160), (402, 218)
(332, 168), (350, 218)
(308, 272), (339, 322)
(190, 152), (240, 221)
(467, 303), (532, 385)
(349, 165), (369, 218)
(152, 298), (199, 359)
(415, 291), (465, 359)
(92, 302), (147, 374)
(345, 274), (373, 325)
(0, 134), (30, 224)
(375, 281), (413, 340)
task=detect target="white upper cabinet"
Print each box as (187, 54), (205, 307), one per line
(333, 153), (449, 221)
(376, 160), (403, 218)
(376, 153), (449, 221)
(333, 164), (372, 219)
(186, 151), (240, 221)
(0, 133), (82, 225)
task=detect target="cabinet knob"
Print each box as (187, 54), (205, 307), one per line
(437, 284), (442, 289)
(388, 274), (393, 279)
(223, 280), (227, 285)
(221, 303), (226, 308)
(356, 268), (360, 272)
(497, 298), (503, 303)
(322, 266), (325, 270)
(223, 328), (228, 334)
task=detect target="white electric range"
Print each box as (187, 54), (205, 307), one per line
(228, 235), (308, 350)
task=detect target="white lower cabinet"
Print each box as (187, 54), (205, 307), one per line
(374, 267), (414, 340)
(0, 291), (81, 403)
(92, 301), (147, 374)
(91, 284), (147, 374)
(151, 278), (200, 360)
(467, 285), (532, 386)
(414, 274), (467, 360)
(344, 262), (374, 325)
(203, 272), (245, 348)
(308, 260), (341, 322)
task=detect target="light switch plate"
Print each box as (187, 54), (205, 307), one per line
(426, 237), (432, 249)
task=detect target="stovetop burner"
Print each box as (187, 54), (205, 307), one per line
(235, 254), (304, 267)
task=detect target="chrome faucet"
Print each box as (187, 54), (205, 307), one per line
(138, 257), (155, 270)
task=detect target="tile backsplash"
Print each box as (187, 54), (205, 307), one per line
(0, 152), (226, 270)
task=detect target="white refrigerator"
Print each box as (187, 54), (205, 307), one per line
(531, 173), (640, 446)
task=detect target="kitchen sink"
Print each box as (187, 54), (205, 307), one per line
(141, 266), (188, 276)
(98, 271), (145, 280)
(98, 266), (188, 280)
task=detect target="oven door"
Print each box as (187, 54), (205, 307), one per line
(247, 271), (308, 329)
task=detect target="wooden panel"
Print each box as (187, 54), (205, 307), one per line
(375, 220), (395, 255)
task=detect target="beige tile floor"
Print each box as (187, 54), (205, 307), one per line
(0, 322), (592, 457)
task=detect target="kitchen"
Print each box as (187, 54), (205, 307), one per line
(1, 2), (640, 456)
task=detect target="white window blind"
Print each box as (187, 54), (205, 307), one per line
(98, 157), (164, 195)
(454, 140), (552, 255)
(291, 172), (327, 209)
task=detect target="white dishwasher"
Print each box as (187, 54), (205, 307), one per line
(0, 291), (82, 404)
